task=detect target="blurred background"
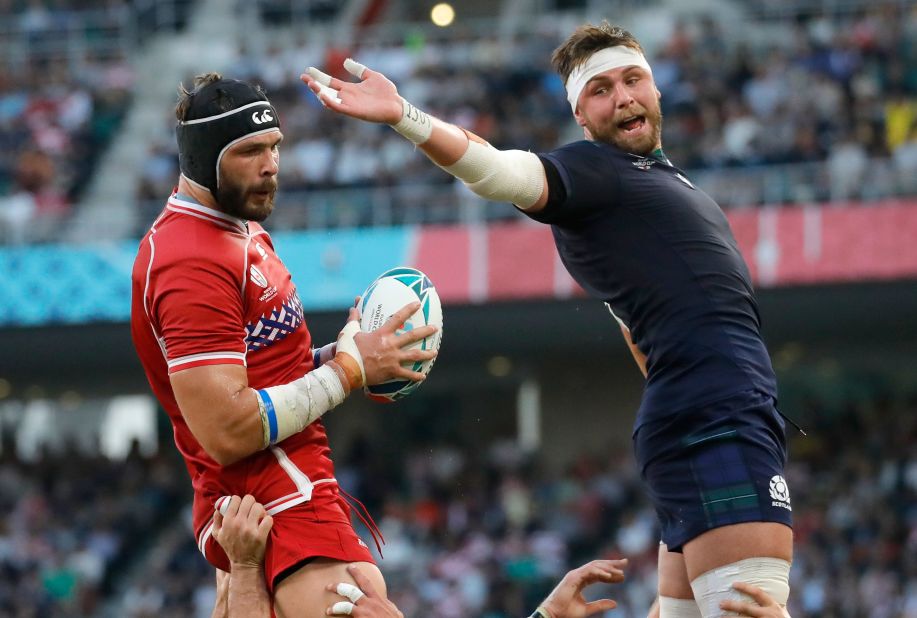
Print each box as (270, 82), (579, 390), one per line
(0, 0), (916, 616)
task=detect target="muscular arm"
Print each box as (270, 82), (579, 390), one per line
(171, 364), (262, 466)
(302, 61), (550, 211)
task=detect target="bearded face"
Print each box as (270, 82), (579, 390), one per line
(574, 66), (663, 156)
(215, 170), (277, 222)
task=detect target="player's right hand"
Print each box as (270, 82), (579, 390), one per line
(719, 582), (791, 617)
(541, 559), (627, 618)
(301, 59), (404, 125)
(211, 495), (273, 569)
(353, 301), (438, 386)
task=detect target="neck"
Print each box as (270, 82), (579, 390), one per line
(177, 175), (218, 210)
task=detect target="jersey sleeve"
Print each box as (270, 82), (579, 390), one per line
(151, 254), (247, 374)
(523, 141), (620, 225)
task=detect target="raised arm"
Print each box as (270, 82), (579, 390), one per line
(301, 59), (550, 212)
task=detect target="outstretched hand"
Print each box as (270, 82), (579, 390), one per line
(302, 59), (404, 125)
(541, 559), (628, 618)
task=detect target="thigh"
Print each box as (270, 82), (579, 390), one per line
(273, 558), (385, 618)
(682, 521), (792, 582)
(657, 542), (693, 599)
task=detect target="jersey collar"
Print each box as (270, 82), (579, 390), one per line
(167, 192), (247, 234)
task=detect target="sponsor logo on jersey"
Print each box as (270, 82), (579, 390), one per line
(632, 158), (655, 171)
(768, 475), (791, 511)
(250, 264), (268, 288)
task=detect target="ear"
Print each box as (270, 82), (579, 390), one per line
(656, 86), (662, 99)
(573, 107), (587, 127)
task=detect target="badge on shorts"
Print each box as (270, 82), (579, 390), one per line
(768, 475), (791, 511)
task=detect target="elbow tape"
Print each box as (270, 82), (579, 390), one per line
(441, 140), (545, 209)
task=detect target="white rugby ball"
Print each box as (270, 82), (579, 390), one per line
(359, 267), (443, 402)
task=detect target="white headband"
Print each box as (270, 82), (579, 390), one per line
(565, 45), (653, 112)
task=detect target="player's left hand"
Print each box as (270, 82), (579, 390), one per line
(541, 559), (627, 618)
(719, 582), (791, 617)
(211, 495), (273, 569)
(302, 59), (404, 126)
(325, 565), (403, 617)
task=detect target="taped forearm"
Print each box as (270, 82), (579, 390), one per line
(441, 140), (545, 209)
(255, 323), (365, 446)
(390, 98), (545, 208)
(255, 362), (348, 446)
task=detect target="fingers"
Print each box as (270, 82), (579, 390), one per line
(306, 66), (345, 90)
(257, 514), (273, 541)
(731, 582), (775, 606)
(719, 599), (762, 616)
(212, 510), (223, 536)
(347, 306), (361, 323)
(334, 582), (365, 603)
(329, 601), (355, 615)
(346, 565), (379, 598)
(343, 58), (367, 79)
(394, 323), (438, 345)
(380, 301), (421, 333)
(583, 599), (618, 616)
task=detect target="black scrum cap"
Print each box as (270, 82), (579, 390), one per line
(175, 79), (280, 196)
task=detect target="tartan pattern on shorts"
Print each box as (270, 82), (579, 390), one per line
(684, 427), (765, 527)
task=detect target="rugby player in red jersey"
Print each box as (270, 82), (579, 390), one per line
(131, 73), (437, 617)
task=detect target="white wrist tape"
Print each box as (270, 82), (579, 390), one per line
(255, 364), (346, 446)
(441, 140), (545, 209)
(391, 98), (433, 144)
(690, 557), (790, 618)
(335, 320), (365, 386)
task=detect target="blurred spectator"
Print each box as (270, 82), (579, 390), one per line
(137, 2), (917, 230)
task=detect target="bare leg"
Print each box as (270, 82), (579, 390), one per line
(681, 522), (792, 581)
(273, 558), (385, 618)
(658, 543), (693, 599)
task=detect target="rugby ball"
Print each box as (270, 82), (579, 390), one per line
(359, 267), (443, 402)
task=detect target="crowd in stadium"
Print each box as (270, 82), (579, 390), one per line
(2, 393), (912, 617)
(133, 3), (917, 223)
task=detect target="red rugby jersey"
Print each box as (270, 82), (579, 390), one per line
(131, 192), (339, 555)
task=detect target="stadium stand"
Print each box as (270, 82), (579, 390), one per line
(1, 391), (912, 617)
(0, 0), (915, 616)
(127, 1), (917, 230)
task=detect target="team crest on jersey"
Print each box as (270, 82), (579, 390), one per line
(250, 265), (268, 288)
(245, 289), (305, 351)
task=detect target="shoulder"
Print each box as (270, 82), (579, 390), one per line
(146, 218), (249, 285)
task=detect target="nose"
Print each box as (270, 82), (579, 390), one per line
(262, 149), (279, 177)
(613, 82), (635, 109)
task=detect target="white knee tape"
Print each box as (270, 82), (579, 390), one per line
(659, 596), (703, 618)
(690, 558), (790, 618)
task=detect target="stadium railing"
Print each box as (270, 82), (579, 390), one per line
(128, 156), (917, 235)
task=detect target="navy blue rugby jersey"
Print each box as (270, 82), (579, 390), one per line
(527, 140), (777, 427)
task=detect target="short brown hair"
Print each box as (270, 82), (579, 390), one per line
(551, 21), (644, 85)
(174, 72), (223, 121)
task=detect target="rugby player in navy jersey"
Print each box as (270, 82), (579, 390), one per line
(304, 21), (793, 618)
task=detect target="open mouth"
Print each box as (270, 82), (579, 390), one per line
(617, 115), (646, 134)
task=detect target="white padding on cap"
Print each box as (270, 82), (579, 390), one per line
(690, 557), (791, 618)
(565, 45), (652, 111)
(441, 140), (545, 209)
(658, 597), (703, 618)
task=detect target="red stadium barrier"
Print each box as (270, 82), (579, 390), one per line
(413, 200), (917, 303)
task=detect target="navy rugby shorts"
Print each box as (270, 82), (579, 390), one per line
(633, 391), (793, 552)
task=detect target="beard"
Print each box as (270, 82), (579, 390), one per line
(215, 172), (277, 222)
(588, 101), (663, 157)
